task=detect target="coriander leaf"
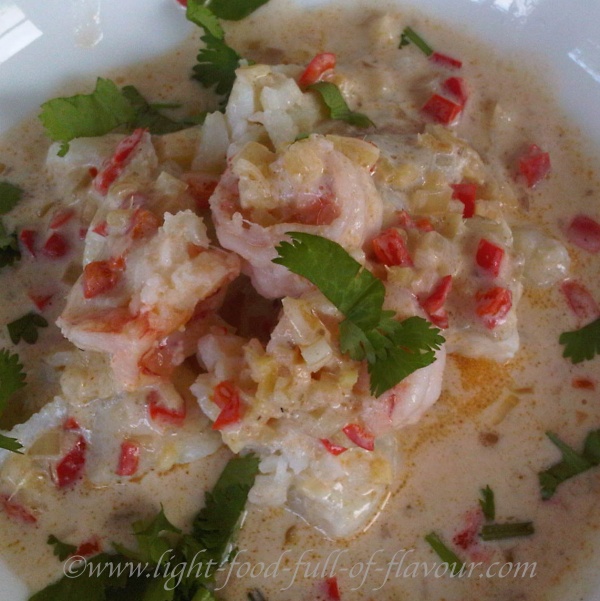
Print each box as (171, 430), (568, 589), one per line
(559, 317), (600, 364)
(121, 86), (188, 135)
(207, 0), (270, 21)
(192, 30), (243, 103)
(7, 312), (49, 345)
(479, 485), (495, 521)
(273, 231), (385, 327)
(424, 532), (464, 576)
(0, 222), (20, 269)
(0, 348), (26, 411)
(308, 82), (375, 128)
(273, 233), (444, 396)
(47, 535), (77, 561)
(192, 454), (259, 567)
(0, 433), (23, 453)
(479, 522), (534, 541)
(0, 182), (23, 215)
(539, 429), (600, 499)
(39, 78), (136, 156)
(187, 0), (224, 39)
(399, 26), (433, 56)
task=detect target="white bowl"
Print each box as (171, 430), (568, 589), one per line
(1, 0), (599, 599)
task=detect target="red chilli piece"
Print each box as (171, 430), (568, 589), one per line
(565, 214), (600, 254)
(28, 292), (53, 312)
(92, 221), (109, 237)
(94, 128), (146, 195)
(430, 51), (462, 69)
(298, 52), (336, 87)
(49, 208), (75, 229)
(372, 228), (413, 267)
(55, 435), (87, 488)
(63, 417), (81, 431)
(320, 438), (348, 456)
(147, 390), (186, 427)
(561, 280), (600, 322)
(74, 537), (101, 558)
(130, 208), (160, 240)
(19, 229), (37, 256)
(82, 259), (124, 299)
(422, 93), (463, 125)
(443, 77), (469, 105)
(325, 576), (342, 601)
(450, 181), (477, 218)
(517, 144), (551, 188)
(0, 495), (37, 524)
(117, 440), (140, 477)
(342, 423), (375, 451)
(476, 238), (504, 278)
(42, 232), (69, 259)
(475, 286), (512, 330)
(212, 381), (243, 430)
(421, 275), (453, 329)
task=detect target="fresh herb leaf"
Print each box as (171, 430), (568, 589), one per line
(192, 454), (260, 568)
(114, 506), (181, 565)
(424, 532), (464, 575)
(121, 86), (189, 135)
(0, 182), (23, 215)
(559, 317), (600, 364)
(47, 535), (77, 561)
(480, 522), (534, 541)
(308, 82), (375, 128)
(0, 222), (20, 269)
(0, 349), (25, 453)
(538, 429), (600, 499)
(192, 30), (243, 103)
(479, 485), (495, 521)
(39, 78), (136, 156)
(399, 26), (433, 56)
(30, 455), (259, 600)
(207, 0), (270, 20)
(7, 312), (49, 345)
(0, 348), (26, 411)
(273, 233), (444, 396)
(187, 0), (225, 39)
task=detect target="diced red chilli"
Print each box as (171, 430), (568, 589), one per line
(0, 495), (37, 524)
(422, 94), (463, 125)
(19, 229), (37, 256)
(372, 228), (413, 267)
(320, 438), (348, 456)
(298, 52), (337, 87)
(430, 51), (462, 69)
(212, 381), (243, 430)
(147, 390), (186, 426)
(82, 259), (123, 299)
(175, 0), (187, 5)
(130, 208), (160, 240)
(565, 214), (600, 254)
(116, 440), (140, 477)
(561, 280), (600, 322)
(49, 208), (75, 229)
(443, 76), (469, 105)
(342, 423), (375, 451)
(476, 239), (504, 278)
(63, 417), (80, 431)
(475, 286), (513, 329)
(94, 128), (146, 195)
(74, 537), (101, 558)
(79, 228), (88, 240)
(517, 144), (551, 188)
(451, 181), (477, 218)
(421, 275), (453, 329)
(325, 576), (342, 601)
(42, 232), (69, 259)
(55, 435), (87, 488)
(28, 292), (53, 312)
(92, 221), (108, 237)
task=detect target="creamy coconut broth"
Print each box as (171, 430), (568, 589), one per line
(0, 2), (599, 600)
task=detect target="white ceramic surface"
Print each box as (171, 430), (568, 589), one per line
(0, 0), (599, 598)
